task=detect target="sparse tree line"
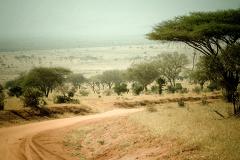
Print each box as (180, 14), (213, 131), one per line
(0, 51), (222, 111)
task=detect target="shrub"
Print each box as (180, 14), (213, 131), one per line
(180, 88), (188, 94)
(8, 86), (23, 97)
(207, 81), (221, 91)
(201, 96), (208, 105)
(54, 95), (71, 103)
(113, 83), (128, 95)
(132, 82), (144, 95)
(70, 98), (80, 104)
(22, 88), (44, 108)
(167, 85), (176, 93)
(53, 95), (80, 104)
(192, 86), (201, 94)
(178, 98), (185, 107)
(151, 85), (159, 94)
(175, 83), (183, 91)
(79, 89), (89, 96)
(67, 88), (76, 98)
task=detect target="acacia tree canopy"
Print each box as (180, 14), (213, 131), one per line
(127, 61), (159, 91)
(147, 9), (240, 56)
(152, 52), (189, 88)
(68, 73), (87, 89)
(100, 70), (124, 89)
(24, 67), (71, 97)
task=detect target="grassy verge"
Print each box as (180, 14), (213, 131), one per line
(0, 104), (94, 127)
(130, 100), (240, 160)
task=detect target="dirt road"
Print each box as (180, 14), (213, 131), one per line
(0, 108), (142, 160)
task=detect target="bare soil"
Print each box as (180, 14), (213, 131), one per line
(0, 108), (141, 160)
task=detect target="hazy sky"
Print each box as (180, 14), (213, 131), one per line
(0, 0), (239, 50)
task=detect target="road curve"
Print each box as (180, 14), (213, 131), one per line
(0, 108), (142, 160)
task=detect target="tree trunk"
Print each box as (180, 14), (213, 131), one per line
(192, 51), (197, 70)
(158, 84), (163, 95)
(0, 103), (4, 110)
(200, 82), (204, 90)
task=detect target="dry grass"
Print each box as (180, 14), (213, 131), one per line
(130, 100), (240, 160)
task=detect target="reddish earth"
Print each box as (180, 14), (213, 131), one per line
(0, 107), (201, 160)
(0, 108), (142, 160)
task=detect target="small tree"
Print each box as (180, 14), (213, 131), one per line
(68, 73), (87, 89)
(127, 61), (159, 91)
(113, 83), (128, 95)
(86, 76), (98, 93)
(22, 88), (44, 108)
(152, 52), (189, 90)
(189, 58), (209, 90)
(100, 70), (124, 89)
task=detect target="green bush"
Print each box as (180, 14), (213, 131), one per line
(8, 86), (23, 97)
(207, 81), (221, 91)
(22, 88), (44, 108)
(53, 95), (80, 104)
(175, 83), (183, 91)
(67, 88), (76, 98)
(192, 86), (201, 94)
(54, 95), (71, 103)
(113, 83), (128, 95)
(132, 82), (144, 95)
(167, 85), (176, 93)
(151, 85), (159, 94)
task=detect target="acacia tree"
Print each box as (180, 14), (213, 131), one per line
(68, 73), (87, 89)
(86, 75), (100, 93)
(127, 61), (159, 91)
(24, 67), (71, 97)
(189, 58), (209, 90)
(100, 70), (124, 89)
(152, 52), (189, 89)
(147, 9), (240, 104)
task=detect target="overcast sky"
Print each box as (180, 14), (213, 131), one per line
(0, 0), (239, 50)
